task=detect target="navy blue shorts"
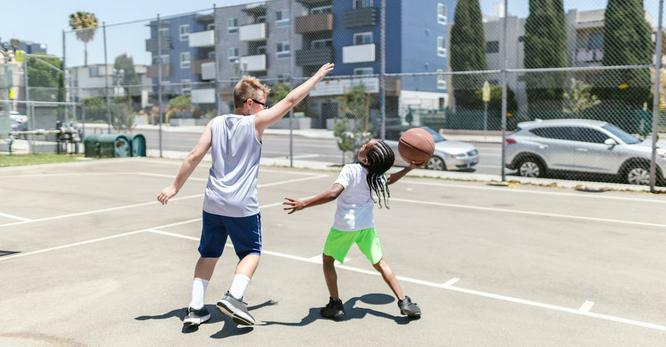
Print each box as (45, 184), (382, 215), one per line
(198, 211), (262, 259)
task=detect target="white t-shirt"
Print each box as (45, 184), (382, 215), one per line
(332, 163), (375, 231)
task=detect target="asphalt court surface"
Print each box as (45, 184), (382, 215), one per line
(0, 158), (665, 346)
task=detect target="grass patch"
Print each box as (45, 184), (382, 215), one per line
(0, 154), (85, 167)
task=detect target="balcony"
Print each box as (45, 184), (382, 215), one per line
(146, 64), (171, 78)
(295, 13), (334, 34)
(201, 61), (216, 80)
(239, 23), (267, 41)
(296, 0), (332, 6)
(145, 37), (171, 52)
(295, 47), (333, 66)
(239, 54), (266, 72)
(191, 88), (216, 103)
(189, 30), (215, 47)
(192, 59), (214, 74)
(343, 7), (376, 28)
(342, 43), (376, 64)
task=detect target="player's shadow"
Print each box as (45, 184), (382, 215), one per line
(261, 293), (412, 327)
(134, 299), (277, 337)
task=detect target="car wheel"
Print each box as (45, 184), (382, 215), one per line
(426, 156), (446, 171)
(625, 164), (651, 185)
(517, 157), (545, 178)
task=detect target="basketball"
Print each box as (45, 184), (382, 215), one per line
(398, 128), (435, 165)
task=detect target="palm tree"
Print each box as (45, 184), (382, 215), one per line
(68, 11), (99, 66)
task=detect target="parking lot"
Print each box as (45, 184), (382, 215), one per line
(1, 158), (665, 346)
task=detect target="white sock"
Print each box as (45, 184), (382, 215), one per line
(228, 274), (251, 299)
(189, 278), (209, 310)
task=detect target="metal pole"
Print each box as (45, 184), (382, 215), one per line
(103, 22), (111, 134)
(62, 30), (68, 127)
(157, 14), (164, 158)
(650, 0), (664, 192)
(500, 0), (508, 182)
(213, 4), (220, 117)
(483, 101), (488, 133)
(379, 0), (386, 140)
(24, 55), (33, 152)
(288, 0), (294, 168)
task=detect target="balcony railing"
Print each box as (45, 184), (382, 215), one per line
(295, 13), (334, 34)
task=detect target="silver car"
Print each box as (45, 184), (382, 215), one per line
(385, 126), (479, 171)
(505, 119), (666, 185)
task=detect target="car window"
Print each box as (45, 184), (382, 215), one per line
(572, 127), (608, 144)
(602, 124), (640, 144)
(530, 127), (574, 141)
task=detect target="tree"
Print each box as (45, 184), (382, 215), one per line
(334, 85), (373, 164)
(563, 78), (601, 117)
(269, 82), (289, 103)
(113, 54), (140, 117)
(523, 0), (567, 110)
(27, 56), (64, 102)
(166, 95), (192, 122)
(601, 0), (652, 108)
(450, 0), (486, 110)
(69, 11), (99, 66)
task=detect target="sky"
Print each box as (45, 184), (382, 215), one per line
(0, 0), (663, 68)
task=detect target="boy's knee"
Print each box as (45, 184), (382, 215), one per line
(372, 259), (385, 272)
(322, 254), (336, 266)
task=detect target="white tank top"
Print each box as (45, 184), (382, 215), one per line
(203, 114), (262, 217)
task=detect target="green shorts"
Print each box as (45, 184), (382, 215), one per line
(323, 227), (383, 265)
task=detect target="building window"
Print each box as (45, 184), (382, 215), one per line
(179, 25), (190, 41)
(207, 23), (216, 31)
(257, 45), (267, 55)
(437, 4), (447, 25)
(180, 52), (191, 69)
(227, 18), (238, 33)
(310, 5), (332, 15)
(353, 67), (373, 75)
(153, 54), (169, 64)
(486, 41), (499, 54)
(354, 32), (374, 45)
(437, 36), (447, 57)
(89, 66), (100, 78)
(181, 79), (191, 93)
(256, 15), (267, 24)
(437, 69), (447, 90)
(228, 47), (239, 63)
(276, 42), (290, 58)
(353, 0), (373, 9)
(275, 9), (290, 27)
(311, 39), (333, 49)
(208, 51), (216, 60)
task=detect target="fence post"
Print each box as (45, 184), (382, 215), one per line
(500, 0), (509, 182)
(157, 14), (164, 158)
(651, 0), (664, 192)
(379, 0), (386, 140)
(288, 0), (294, 168)
(103, 22), (111, 134)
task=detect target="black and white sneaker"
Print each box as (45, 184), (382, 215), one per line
(320, 297), (345, 320)
(183, 306), (211, 326)
(217, 291), (255, 325)
(398, 296), (421, 319)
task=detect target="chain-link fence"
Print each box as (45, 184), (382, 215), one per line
(6, 0), (659, 188)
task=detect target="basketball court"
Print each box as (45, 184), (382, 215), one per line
(0, 158), (665, 346)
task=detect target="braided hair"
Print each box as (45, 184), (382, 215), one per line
(361, 140), (395, 209)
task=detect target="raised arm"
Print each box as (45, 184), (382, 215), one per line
(254, 63), (334, 135)
(387, 161), (421, 185)
(283, 183), (344, 214)
(157, 121), (213, 204)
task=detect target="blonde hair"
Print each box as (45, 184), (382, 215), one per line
(233, 76), (271, 108)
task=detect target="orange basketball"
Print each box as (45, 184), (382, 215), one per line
(398, 128), (435, 165)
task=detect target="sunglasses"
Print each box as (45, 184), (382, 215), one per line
(247, 98), (267, 107)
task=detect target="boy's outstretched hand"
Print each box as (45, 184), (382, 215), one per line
(283, 197), (305, 214)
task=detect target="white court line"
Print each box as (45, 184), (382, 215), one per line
(401, 180), (666, 204)
(0, 174), (325, 229)
(391, 197), (666, 229)
(579, 301), (595, 313)
(145, 230), (666, 332)
(307, 254), (349, 264)
(0, 212), (32, 222)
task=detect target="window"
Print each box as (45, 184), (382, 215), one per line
(257, 45), (267, 55)
(354, 32), (374, 45)
(573, 127), (608, 144)
(207, 23), (216, 31)
(486, 41), (499, 54)
(181, 79), (191, 93)
(310, 5), (332, 15)
(89, 66), (100, 78)
(311, 39), (332, 49)
(437, 69), (447, 89)
(587, 32), (604, 50)
(227, 18), (238, 33)
(353, 0), (373, 9)
(153, 54), (169, 64)
(437, 4), (447, 25)
(228, 47), (239, 63)
(180, 52), (191, 69)
(602, 124), (640, 144)
(208, 51), (216, 60)
(530, 127), (575, 141)
(437, 36), (446, 57)
(256, 15), (267, 24)
(353, 67), (373, 75)
(275, 9), (290, 27)
(179, 25), (190, 41)
(276, 41), (290, 58)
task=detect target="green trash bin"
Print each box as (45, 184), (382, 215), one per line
(98, 134), (131, 158)
(83, 134), (101, 158)
(131, 134), (146, 157)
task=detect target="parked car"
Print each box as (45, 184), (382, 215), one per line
(384, 126), (479, 171)
(10, 113), (28, 132)
(505, 119), (666, 185)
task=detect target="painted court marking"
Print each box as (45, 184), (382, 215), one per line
(579, 301), (595, 313)
(0, 212), (32, 222)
